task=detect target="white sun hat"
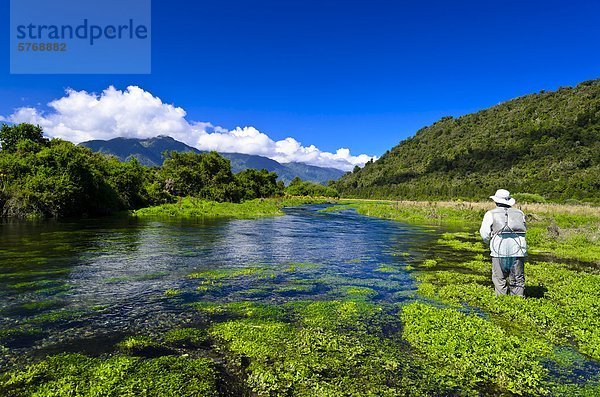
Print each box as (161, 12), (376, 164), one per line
(489, 189), (516, 206)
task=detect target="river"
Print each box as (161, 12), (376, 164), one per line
(0, 205), (432, 370)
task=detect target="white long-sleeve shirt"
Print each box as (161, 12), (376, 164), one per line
(479, 207), (527, 258)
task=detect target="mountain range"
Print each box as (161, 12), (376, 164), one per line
(79, 136), (344, 185)
(335, 79), (600, 202)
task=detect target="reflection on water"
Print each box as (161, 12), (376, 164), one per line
(0, 205), (431, 369)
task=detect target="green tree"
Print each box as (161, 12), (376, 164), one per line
(285, 178), (339, 198)
(236, 168), (284, 200)
(0, 123), (49, 152)
(105, 157), (149, 209)
(159, 151), (239, 202)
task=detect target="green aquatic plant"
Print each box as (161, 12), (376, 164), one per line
(224, 301), (288, 320)
(210, 300), (433, 396)
(419, 258), (438, 268)
(163, 288), (181, 297)
(283, 262), (321, 272)
(239, 288), (272, 298)
(188, 301), (227, 315)
(187, 266), (265, 281)
(288, 300), (387, 332)
(0, 326), (43, 342)
(196, 283), (222, 293)
(345, 258), (362, 264)
(416, 258), (600, 361)
(436, 233), (485, 252)
(375, 264), (398, 273)
(19, 299), (64, 313)
(105, 272), (167, 284)
(163, 328), (207, 348)
(339, 285), (378, 300)
(25, 309), (86, 324)
(116, 336), (160, 354)
(0, 267), (71, 280)
(191, 301), (287, 321)
(10, 280), (65, 291)
(0, 353), (219, 397)
(274, 284), (316, 294)
(401, 302), (550, 396)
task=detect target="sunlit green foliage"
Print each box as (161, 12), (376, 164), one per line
(0, 129), (146, 218)
(401, 302), (550, 395)
(0, 123), (296, 218)
(0, 123), (48, 152)
(133, 197), (334, 218)
(0, 353), (219, 397)
(235, 168), (285, 199)
(336, 80), (600, 202)
(285, 176), (339, 198)
(158, 150), (240, 201)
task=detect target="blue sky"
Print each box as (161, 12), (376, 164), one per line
(1, 0), (599, 169)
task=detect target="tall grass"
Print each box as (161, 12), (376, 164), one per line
(340, 198), (600, 264)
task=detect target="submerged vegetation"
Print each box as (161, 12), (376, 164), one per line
(3, 235), (599, 397)
(0, 354), (219, 397)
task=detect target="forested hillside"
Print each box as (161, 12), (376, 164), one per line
(336, 79), (600, 202)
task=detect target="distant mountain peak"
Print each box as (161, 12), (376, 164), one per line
(80, 136), (344, 184)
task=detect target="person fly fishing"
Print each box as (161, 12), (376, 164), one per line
(479, 189), (527, 297)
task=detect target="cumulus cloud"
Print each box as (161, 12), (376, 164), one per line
(1, 86), (375, 171)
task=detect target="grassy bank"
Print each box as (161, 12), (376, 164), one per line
(132, 196), (336, 218)
(339, 199), (600, 265)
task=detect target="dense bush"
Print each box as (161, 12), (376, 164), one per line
(285, 177), (339, 198)
(0, 124), (285, 218)
(235, 168), (284, 200)
(158, 151), (240, 202)
(0, 134), (146, 218)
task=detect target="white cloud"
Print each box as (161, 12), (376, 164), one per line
(2, 86), (376, 171)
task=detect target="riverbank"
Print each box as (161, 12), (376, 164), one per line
(338, 198), (600, 265)
(132, 196), (337, 218)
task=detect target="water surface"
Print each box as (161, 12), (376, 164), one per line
(0, 205), (431, 369)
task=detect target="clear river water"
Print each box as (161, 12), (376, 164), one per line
(0, 205), (434, 370)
